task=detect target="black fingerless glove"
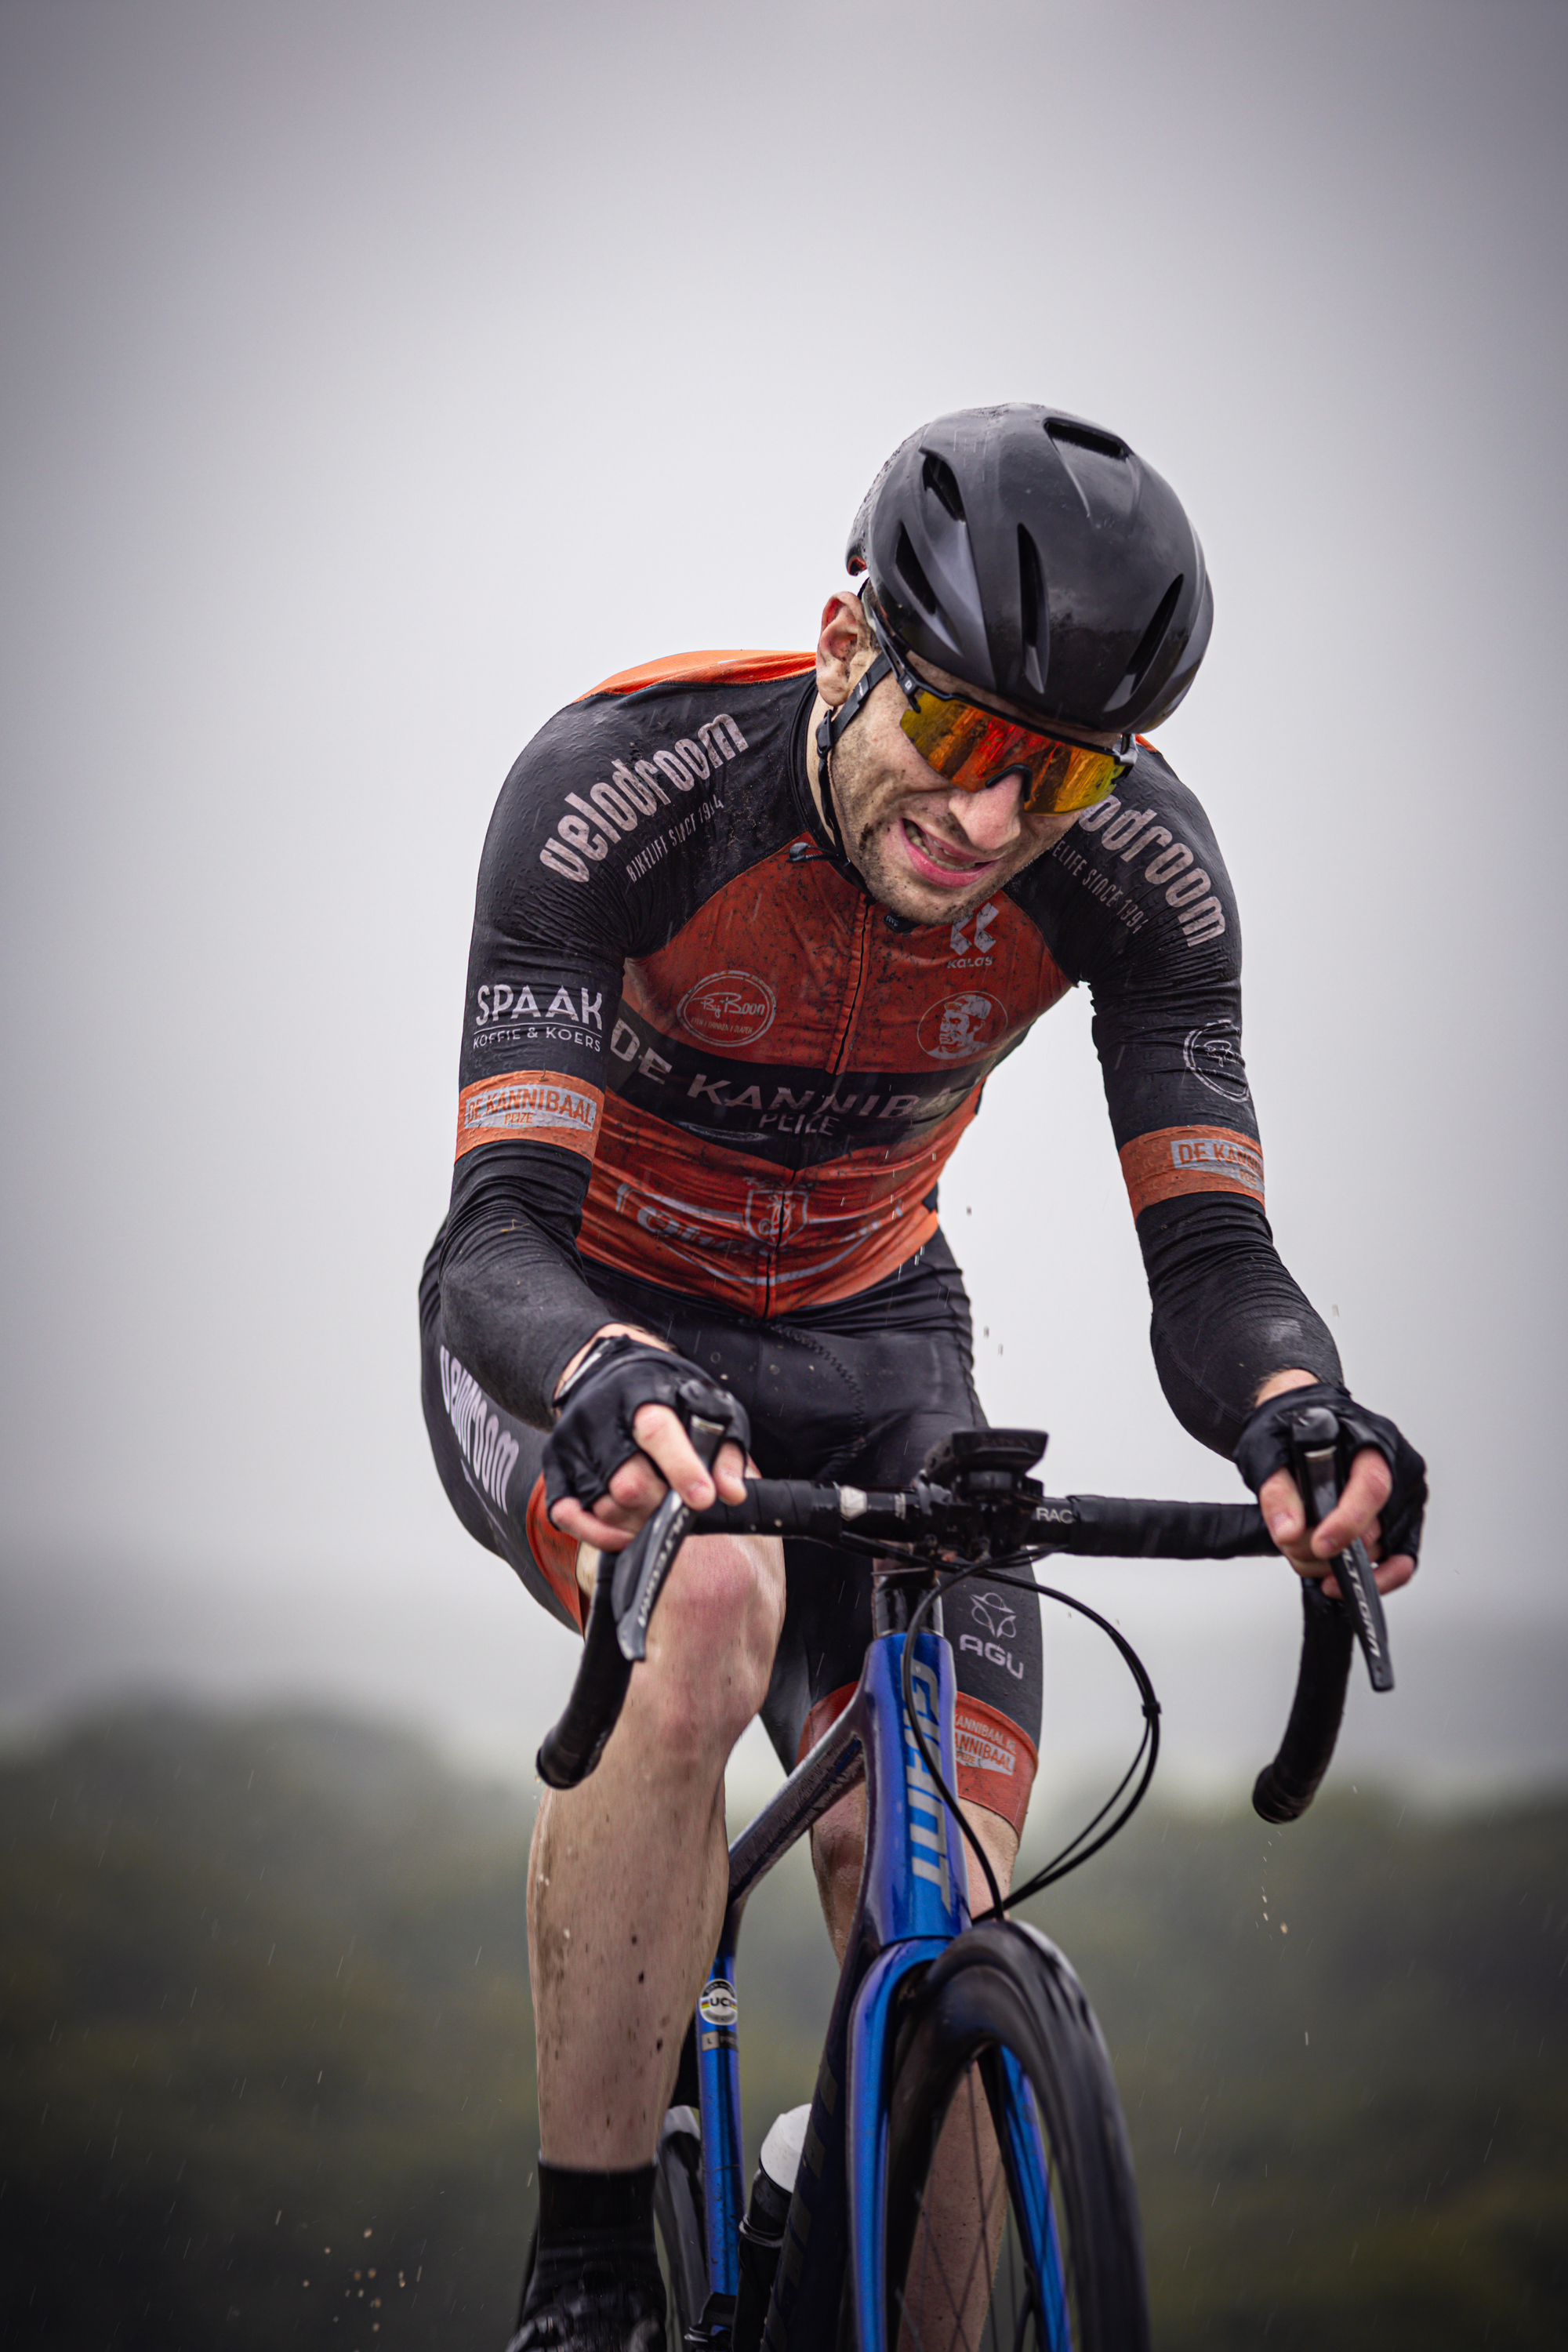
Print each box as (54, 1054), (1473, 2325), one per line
(542, 1334), (752, 1515)
(1232, 1381), (1428, 1566)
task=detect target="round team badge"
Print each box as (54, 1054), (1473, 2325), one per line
(916, 990), (1007, 1062)
(678, 970), (777, 1046)
(1181, 1018), (1250, 1104)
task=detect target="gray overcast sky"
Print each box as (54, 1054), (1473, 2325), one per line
(2, 0), (1565, 1788)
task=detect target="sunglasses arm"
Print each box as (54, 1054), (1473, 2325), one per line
(814, 648), (891, 775)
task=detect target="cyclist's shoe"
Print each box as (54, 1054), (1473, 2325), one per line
(505, 2263), (665, 2352)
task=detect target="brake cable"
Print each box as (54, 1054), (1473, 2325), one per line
(901, 1558), (1162, 1925)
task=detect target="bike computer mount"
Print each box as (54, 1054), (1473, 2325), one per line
(866, 1430), (1049, 1629)
(920, 1427), (1047, 1499)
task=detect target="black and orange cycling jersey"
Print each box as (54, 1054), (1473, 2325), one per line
(421, 645), (1341, 1826)
(434, 649), (1324, 1443)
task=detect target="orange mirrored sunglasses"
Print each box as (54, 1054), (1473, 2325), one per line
(868, 605), (1135, 813)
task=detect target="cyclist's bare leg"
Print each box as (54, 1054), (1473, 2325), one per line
(814, 1790), (1018, 2350)
(528, 1528), (784, 2168)
(811, 1785), (1018, 1962)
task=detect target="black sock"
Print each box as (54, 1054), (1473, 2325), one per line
(524, 2159), (661, 2311)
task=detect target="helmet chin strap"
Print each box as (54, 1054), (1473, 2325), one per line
(813, 651), (890, 862)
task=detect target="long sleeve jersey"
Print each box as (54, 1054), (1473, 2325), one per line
(433, 649), (1340, 1446)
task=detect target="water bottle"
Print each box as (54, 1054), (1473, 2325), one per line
(732, 2104), (811, 2350)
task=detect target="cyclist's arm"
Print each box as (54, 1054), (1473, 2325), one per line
(437, 706), (639, 1428)
(441, 1157), (748, 1541)
(1065, 761), (1413, 1589)
(1131, 1190), (1341, 1451)
(1071, 782), (1338, 1452)
(438, 702), (758, 1550)
(441, 1138), (630, 1425)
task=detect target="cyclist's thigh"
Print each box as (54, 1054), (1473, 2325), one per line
(418, 1240), (583, 1631)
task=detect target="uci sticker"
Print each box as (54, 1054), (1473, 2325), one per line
(698, 1978), (739, 2029)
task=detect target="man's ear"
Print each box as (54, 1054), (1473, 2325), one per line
(815, 590), (872, 710)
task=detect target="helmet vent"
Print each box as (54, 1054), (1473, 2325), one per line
(1046, 417), (1129, 462)
(1109, 575), (1184, 710)
(895, 524), (941, 616)
(921, 451), (966, 521)
(1016, 524), (1047, 695)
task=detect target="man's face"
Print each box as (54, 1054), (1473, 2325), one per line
(813, 600), (1110, 927)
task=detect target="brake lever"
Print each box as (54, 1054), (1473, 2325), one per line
(612, 1414), (728, 1663)
(1290, 1406), (1394, 1693)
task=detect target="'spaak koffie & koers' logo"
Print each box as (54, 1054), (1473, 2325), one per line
(917, 990), (1007, 1062)
(678, 969), (777, 1047)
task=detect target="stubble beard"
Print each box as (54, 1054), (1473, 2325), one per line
(835, 757), (1032, 926)
(844, 811), (1003, 927)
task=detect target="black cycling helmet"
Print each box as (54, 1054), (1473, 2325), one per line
(846, 404), (1213, 735)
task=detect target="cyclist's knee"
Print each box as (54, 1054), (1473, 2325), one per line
(961, 1802), (1018, 1912)
(811, 1788), (868, 1960)
(635, 1532), (784, 1759)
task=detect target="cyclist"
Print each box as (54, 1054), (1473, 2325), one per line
(418, 403), (1426, 2351)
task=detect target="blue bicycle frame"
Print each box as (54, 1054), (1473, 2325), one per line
(687, 1610), (1063, 2351)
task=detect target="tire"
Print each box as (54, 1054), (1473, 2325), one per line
(511, 2107), (708, 2349)
(652, 2105), (708, 2345)
(866, 1923), (1149, 2352)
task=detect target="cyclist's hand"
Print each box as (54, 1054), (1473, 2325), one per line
(1236, 1375), (1426, 1600)
(550, 1402), (750, 1552)
(1257, 1452), (1415, 1598)
(543, 1328), (751, 1555)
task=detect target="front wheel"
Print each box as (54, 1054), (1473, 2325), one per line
(872, 1923), (1149, 2352)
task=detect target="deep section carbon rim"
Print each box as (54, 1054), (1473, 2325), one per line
(874, 1926), (1149, 2352)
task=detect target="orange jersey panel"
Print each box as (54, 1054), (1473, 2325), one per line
(579, 648), (816, 700)
(1118, 1123), (1265, 1216)
(456, 1069), (603, 1161)
(577, 845), (1072, 1312)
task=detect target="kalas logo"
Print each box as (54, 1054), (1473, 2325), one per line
(679, 969), (776, 1047)
(917, 990), (1007, 1062)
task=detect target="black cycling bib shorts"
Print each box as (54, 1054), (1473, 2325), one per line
(421, 1227), (1043, 1831)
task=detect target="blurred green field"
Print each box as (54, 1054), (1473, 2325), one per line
(2, 1708), (1563, 2348)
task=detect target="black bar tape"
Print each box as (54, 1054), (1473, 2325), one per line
(1252, 1580), (1356, 1823)
(535, 1549), (634, 1789)
(1053, 1494), (1275, 1559)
